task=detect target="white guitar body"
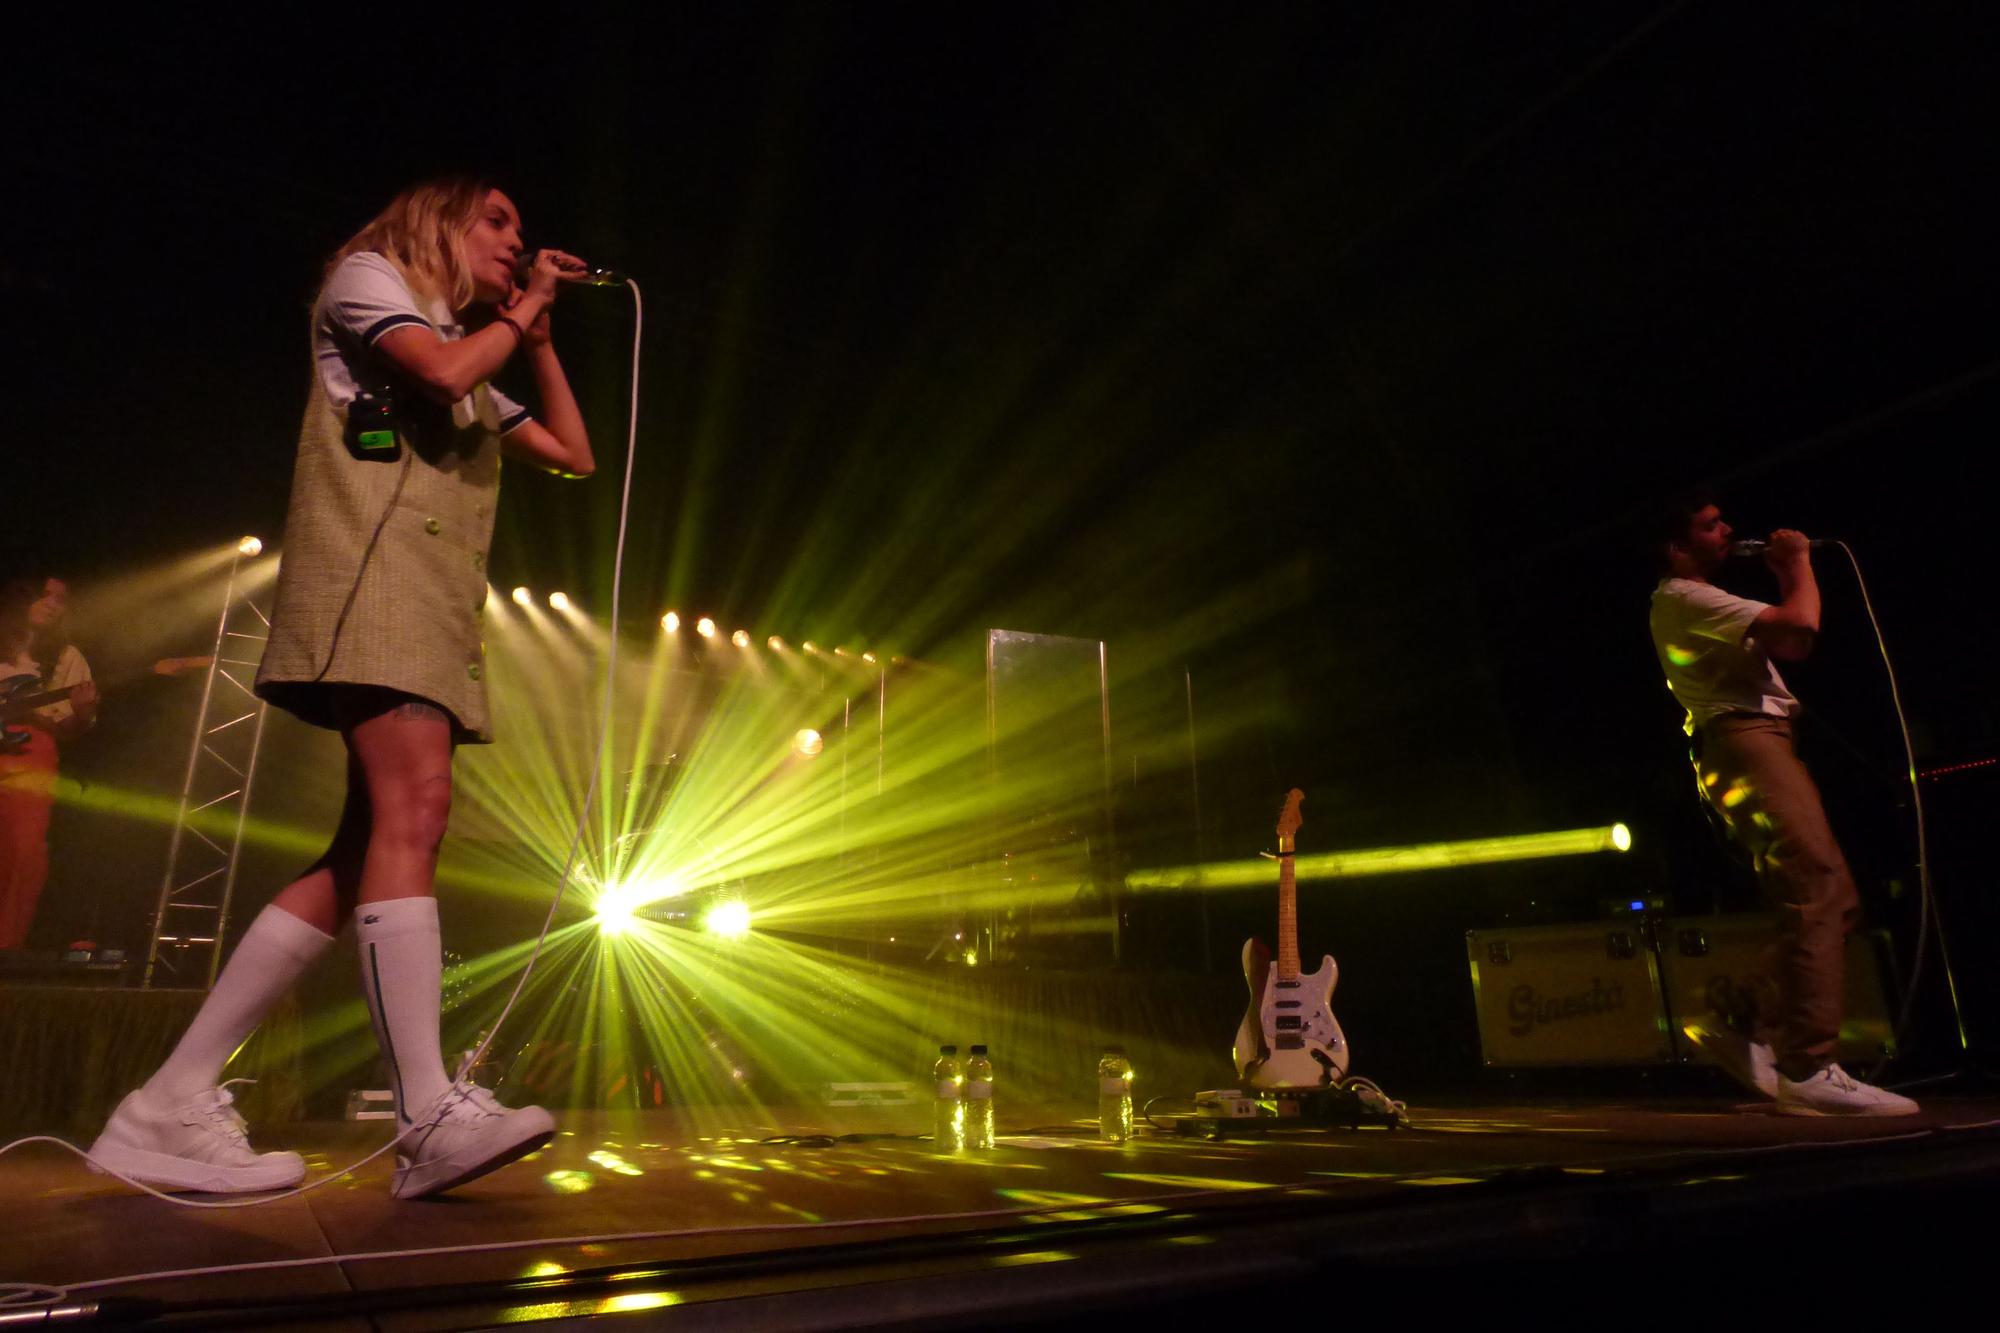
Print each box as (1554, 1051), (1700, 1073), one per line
(1234, 939), (1350, 1088)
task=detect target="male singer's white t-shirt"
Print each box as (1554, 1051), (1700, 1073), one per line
(1649, 578), (1799, 733)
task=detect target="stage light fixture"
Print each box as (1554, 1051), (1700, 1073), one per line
(703, 900), (753, 939)
(731, 629), (751, 649)
(595, 890), (637, 938)
(511, 586), (533, 607)
(833, 646), (850, 657)
(662, 611), (680, 633)
(696, 617), (717, 638)
(793, 728), (824, 758)
(1612, 822), (1633, 852)
(236, 535), (263, 557)
(549, 591), (571, 612)
(861, 651), (877, 664)
(802, 641), (818, 654)
(768, 636), (785, 651)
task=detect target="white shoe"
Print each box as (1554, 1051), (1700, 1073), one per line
(392, 1084), (555, 1199)
(86, 1082), (305, 1193)
(1776, 1063), (1920, 1117)
(1683, 1022), (1778, 1099)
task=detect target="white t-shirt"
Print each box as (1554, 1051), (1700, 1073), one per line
(1, 643), (91, 727)
(1649, 578), (1799, 733)
(315, 252), (531, 434)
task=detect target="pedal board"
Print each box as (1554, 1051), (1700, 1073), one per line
(1181, 1085), (1404, 1136)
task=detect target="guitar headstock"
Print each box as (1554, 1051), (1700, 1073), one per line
(1276, 788), (1304, 842)
(153, 656), (214, 678)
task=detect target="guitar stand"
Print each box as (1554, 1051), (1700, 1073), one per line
(1177, 1081), (1408, 1138)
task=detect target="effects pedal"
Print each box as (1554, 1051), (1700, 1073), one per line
(1181, 1084), (1405, 1136)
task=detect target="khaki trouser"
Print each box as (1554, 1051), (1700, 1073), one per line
(1695, 714), (1857, 1075)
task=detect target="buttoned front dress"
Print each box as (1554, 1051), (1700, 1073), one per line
(255, 253), (531, 744)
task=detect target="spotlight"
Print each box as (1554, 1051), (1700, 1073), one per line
(731, 629), (751, 649)
(595, 888), (637, 938)
(704, 900), (753, 939)
(861, 651), (877, 664)
(1611, 823), (1633, 853)
(793, 728), (823, 758)
(768, 635), (785, 651)
(236, 535), (263, 557)
(801, 641), (818, 654)
(833, 646), (850, 657)
(696, 617), (717, 639)
(512, 586), (533, 607)
(662, 611), (680, 633)
(549, 591), (571, 612)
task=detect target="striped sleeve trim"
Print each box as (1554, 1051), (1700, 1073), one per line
(498, 406), (533, 435)
(361, 313), (430, 346)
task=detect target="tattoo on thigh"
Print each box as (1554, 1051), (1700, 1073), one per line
(394, 700), (449, 724)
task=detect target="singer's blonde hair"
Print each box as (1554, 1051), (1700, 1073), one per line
(329, 176), (494, 312)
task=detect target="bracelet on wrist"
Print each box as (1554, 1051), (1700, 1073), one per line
(496, 314), (525, 345)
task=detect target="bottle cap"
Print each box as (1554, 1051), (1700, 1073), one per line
(939, 1044), (957, 1054)
(969, 1044), (988, 1055)
(1103, 1044), (1125, 1054)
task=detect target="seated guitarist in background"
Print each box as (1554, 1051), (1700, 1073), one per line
(0, 576), (97, 949)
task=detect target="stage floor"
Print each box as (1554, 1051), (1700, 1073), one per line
(7, 1092), (2000, 1327)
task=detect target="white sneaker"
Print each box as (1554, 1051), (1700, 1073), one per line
(1776, 1063), (1920, 1117)
(86, 1082), (305, 1193)
(392, 1084), (555, 1199)
(1683, 1022), (1778, 1099)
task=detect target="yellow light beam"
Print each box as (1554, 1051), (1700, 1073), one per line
(1125, 824), (1633, 890)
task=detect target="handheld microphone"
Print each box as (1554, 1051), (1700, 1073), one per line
(1729, 538), (1831, 557)
(514, 252), (627, 287)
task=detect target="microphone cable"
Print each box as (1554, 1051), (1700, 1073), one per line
(0, 277), (647, 1212)
(1829, 540), (1956, 1080)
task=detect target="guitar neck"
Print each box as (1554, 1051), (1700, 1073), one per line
(1276, 835), (1300, 980)
(3, 685), (77, 719)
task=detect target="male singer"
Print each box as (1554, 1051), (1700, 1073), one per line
(1649, 494), (1915, 1116)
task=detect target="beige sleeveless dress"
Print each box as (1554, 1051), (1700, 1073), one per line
(254, 315), (506, 744)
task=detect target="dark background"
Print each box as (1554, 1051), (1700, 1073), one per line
(6, 3), (1995, 1084)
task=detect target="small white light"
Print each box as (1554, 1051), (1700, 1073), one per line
(793, 728), (823, 758)
(704, 901), (753, 939)
(512, 586), (533, 607)
(549, 591), (570, 612)
(662, 611), (680, 633)
(236, 536), (263, 557)
(696, 617), (717, 639)
(732, 630), (751, 649)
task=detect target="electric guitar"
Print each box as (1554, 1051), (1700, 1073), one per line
(1233, 789), (1350, 1088)
(2, 656), (211, 752)
(1, 675), (87, 752)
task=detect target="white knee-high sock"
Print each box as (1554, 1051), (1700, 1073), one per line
(145, 904), (335, 1104)
(355, 896), (454, 1125)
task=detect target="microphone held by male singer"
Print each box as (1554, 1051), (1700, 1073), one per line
(1729, 537), (1831, 557)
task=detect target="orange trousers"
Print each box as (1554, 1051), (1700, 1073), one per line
(0, 728), (58, 949)
(1695, 714), (1858, 1075)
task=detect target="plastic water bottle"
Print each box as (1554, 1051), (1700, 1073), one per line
(1097, 1045), (1133, 1141)
(964, 1044), (995, 1149)
(931, 1045), (963, 1152)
